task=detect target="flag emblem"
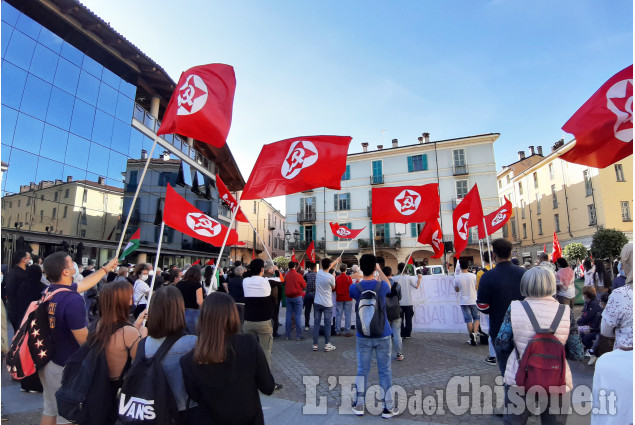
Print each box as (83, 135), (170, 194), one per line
(336, 228), (351, 237)
(431, 230), (442, 249)
(281, 141), (319, 179)
(606, 78), (633, 142)
(177, 74), (209, 115)
(393, 189), (421, 216)
(457, 213), (470, 240)
(186, 213), (221, 237)
(491, 209), (508, 227)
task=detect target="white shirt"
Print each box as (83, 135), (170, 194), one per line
(454, 272), (477, 305)
(314, 270), (335, 308)
(242, 275), (271, 298)
(591, 349), (633, 425)
(392, 275), (419, 306)
(133, 279), (150, 306)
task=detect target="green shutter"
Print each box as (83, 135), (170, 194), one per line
(407, 156), (414, 172)
(300, 225), (304, 242)
(411, 223), (416, 237)
(385, 223), (390, 240)
(422, 154), (428, 170)
(334, 194), (338, 211)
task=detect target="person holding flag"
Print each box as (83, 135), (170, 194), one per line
(392, 262), (422, 340)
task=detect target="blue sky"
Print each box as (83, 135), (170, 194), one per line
(81, 0), (633, 212)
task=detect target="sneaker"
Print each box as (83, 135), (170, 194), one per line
(404, 336), (412, 339)
(588, 356), (597, 366)
(396, 353), (404, 361)
(473, 332), (480, 344)
(485, 356), (497, 365)
(345, 332), (353, 337)
(304, 326), (310, 331)
(468, 333), (476, 346)
(274, 383), (283, 391)
(352, 403), (364, 416)
(381, 407), (400, 418)
(584, 349), (591, 357)
(312, 344), (318, 351)
(324, 343), (336, 352)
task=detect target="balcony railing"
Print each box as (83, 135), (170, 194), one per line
(453, 164), (468, 176)
(357, 237), (401, 249)
(268, 219), (276, 230)
(297, 210), (316, 223)
(367, 205), (372, 217)
(370, 175), (384, 185)
(239, 240), (265, 251)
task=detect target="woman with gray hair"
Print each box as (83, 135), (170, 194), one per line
(495, 266), (584, 424)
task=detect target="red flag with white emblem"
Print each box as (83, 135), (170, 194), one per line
(216, 174), (248, 222)
(552, 232), (563, 262)
(240, 135), (352, 200)
(371, 184), (440, 224)
(478, 197), (512, 238)
(417, 219), (445, 259)
(560, 65), (633, 168)
(452, 184), (484, 259)
(306, 241), (316, 262)
(163, 184), (240, 246)
(157, 64), (236, 148)
(329, 222), (365, 240)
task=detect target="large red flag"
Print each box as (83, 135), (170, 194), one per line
(300, 258), (306, 269)
(329, 222), (365, 240)
(418, 219), (445, 259)
(479, 197), (512, 238)
(452, 184), (484, 259)
(560, 65), (633, 168)
(371, 184), (440, 224)
(306, 240), (316, 262)
(291, 249), (297, 263)
(157, 64), (236, 148)
(241, 135), (352, 200)
(163, 184), (240, 246)
(552, 232), (563, 262)
(216, 174), (248, 222)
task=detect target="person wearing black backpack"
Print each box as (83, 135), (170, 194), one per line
(383, 267), (403, 361)
(495, 266), (585, 424)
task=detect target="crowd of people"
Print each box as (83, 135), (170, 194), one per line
(0, 237), (632, 424)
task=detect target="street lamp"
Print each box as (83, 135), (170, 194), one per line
(285, 229), (300, 250)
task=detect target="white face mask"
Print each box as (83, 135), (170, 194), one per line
(140, 274), (149, 281)
(148, 270), (155, 276)
(27, 260), (33, 266)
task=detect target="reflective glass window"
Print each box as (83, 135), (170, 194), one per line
(2, 21), (13, 57)
(110, 119), (131, 155)
(69, 99), (95, 139)
(101, 67), (120, 89)
(40, 124), (68, 163)
(1, 60), (27, 109)
(142, 134), (160, 159)
(92, 109), (114, 148)
(76, 71), (99, 105)
(115, 92), (133, 122)
(1, 143), (11, 170)
(53, 58), (80, 95)
(4, 29), (36, 70)
(60, 41), (83, 66)
(107, 151), (126, 182)
(15, 13), (41, 39)
(62, 164), (86, 183)
(128, 128), (143, 159)
(119, 79), (136, 100)
(21, 74), (52, 120)
(37, 27), (63, 54)
(46, 87), (74, 130)
(13, 113), (44, 152)
(1, 106), (18, 146)
(35, 156), (63, 183)
(1, 2), (19, 26)
(81, 54), (102, 79)
(97, 82), (117, 113)
(29, 44), (58, 83)
(65, 134), (90, 169)
(87, 142), (109, 176)
(3, 148), (38, 195)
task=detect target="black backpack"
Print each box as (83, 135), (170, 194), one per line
(385, 280), (401, 322)
(115, 335), (182, 425)
(355, 281), (387, 338)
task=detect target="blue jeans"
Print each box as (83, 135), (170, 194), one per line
(312, 303), (333, 345)
(390, 318), (402, 355)
(184, 308), (199, 335)
(355, 336), (392, 409)
(285, 296), (304, 338)
(335, 301), (353, 334)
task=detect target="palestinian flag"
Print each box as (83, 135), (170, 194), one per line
(119, 229), (141, 260)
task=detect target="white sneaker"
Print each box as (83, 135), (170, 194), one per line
(352, 403), (364, 416)
(382, 407), (400, 418)
(588, 356), (597, 366)
(324, 343), (336, 352)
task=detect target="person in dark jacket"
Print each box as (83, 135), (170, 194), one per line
(181, 292), (274, 425)
(264, 261), (282, 338)
(6, 250), (32, 331)
(577, 286), (603, 350)
(384, 267), (403, 361)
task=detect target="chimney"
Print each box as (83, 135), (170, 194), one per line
(423, 132), (430, 143)
(392, 138), (398, 148)
(377, 145), (383, 150)
(518, 151), (526, 160)
(141, 149), (148, 160)
(537, 146), (543, 156)
(67, 176), (73, 183)
(417, 136), (423, 144)
(528, 146), (535, 156)
(361, 142), (368, 152)
(55, 179), (62, 185)
(98, 176), (105, 185)
(552, 139), (565, 152)
(162, 151), (170, 161)
(30, 182), (36, 190)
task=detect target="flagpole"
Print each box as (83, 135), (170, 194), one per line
(372, 223), (376, 256)
(116, 137), (159, 259)
(247, 219), (273, 263)
(143, 220), (165, 326)
(338, 238), (355, 259)
(478, 237), (484, 267)
(482, 218), (492, 262)
(400, 244), (418, 277)
(209, 199), (241, 294)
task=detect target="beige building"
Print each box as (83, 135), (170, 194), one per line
(497, 141), (633, 264)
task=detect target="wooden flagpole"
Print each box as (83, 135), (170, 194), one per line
(143, 220), (165, 326)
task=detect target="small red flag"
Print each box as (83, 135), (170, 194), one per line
(407, 256), (414, 265)
(306, 240), (315, 262)
(560, 65), (633, 168)
(552, 232), (563, 262)
(157, 63), (236, 148)
(205, 259), (215, 266)
(417, 219), (445, 259)
(329, 222), (365, 240)
(543, 244), (547, 254)
(216, 174), (248, 222)
(291, 249), (297, 263)
(163, 184), (240, 247)
(241, 135), (352, 200)
(479, 197), (512, 238)
(300, 258), (306, 269)
(371, 184), (440, 224)
(192, 260), (201, 265)
(452, 184), (484, 259)
(252, 247), (256, 259)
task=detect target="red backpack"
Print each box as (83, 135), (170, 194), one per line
(514, 301), (567, 394)
(6, 288), (69, 379)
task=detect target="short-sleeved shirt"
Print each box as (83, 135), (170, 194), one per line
(349, 279), (392, 338)
(133, 279), (150, 307)
(314, 270), (335, 308)
(454, 272), (477, 305)
(47, 283), (87, 366)
(176, 279), (202, 309)
(391, 275), (418, 306)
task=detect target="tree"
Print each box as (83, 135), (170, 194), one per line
(563, 243), (588, 264)
(273, 256), (289, 270)
(590, 228), (628, 261)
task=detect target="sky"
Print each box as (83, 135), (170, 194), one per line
(80, 0), (633, 213)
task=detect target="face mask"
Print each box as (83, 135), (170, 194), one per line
(148, 270), (155, 276)
(28, 260), (33, 266)
(140, 274), (149, 281)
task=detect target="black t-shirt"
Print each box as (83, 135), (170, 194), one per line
(227, 276), (245, 303)
(176, 279), (202, 309)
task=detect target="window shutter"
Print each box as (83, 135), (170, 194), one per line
(300, 198), (305, 212)
(300, 225), (304, 242)
(411, 223), (417, 237)
(407, 156), (414, 172)
(385, 223), (390, 240)
(422, 154), (428, 170)
(346, 193), (351, 210)
(334, 194), (338, 211)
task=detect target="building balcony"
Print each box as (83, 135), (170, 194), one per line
(357, 237), (401, 249)
(267, 219), (276, 230)
(370, 175), (384, 185)
(453, 164), (468, 176)
(367, 205), (372, 217)
(297, 210), (316, 223)
(238, 240), (265, 251)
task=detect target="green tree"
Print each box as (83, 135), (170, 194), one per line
(590, 228), (628, 261)
(563, 243), (588, 264)
(273, 256), (289, 270)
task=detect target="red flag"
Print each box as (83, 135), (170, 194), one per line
(163, 183), (240, 246)
(407, 256), (414, 265)
(417, 219), (445, 259)
(329, 222), (365, 240)
(552, 232), (563, 262)
(371, 184), (440, 224)
(543, 244), (547, 254)
(205, 259), (215, 266)
(157, 63), (236, 148)
(192, 260), (201, 265)
(252, 247), (256, 259)
(291, 249), (297, 262)
(306, 240), (315, 262)
(300, 258), (305, 269)
(560, 65), (633, 168)
(241, 135), (352, 200)
(479, 197), (512, 238)
(452, 184), (484, 259)
(216, 174), (248, 222)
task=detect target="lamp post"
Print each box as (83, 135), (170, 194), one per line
(284, 229), (300, 253)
